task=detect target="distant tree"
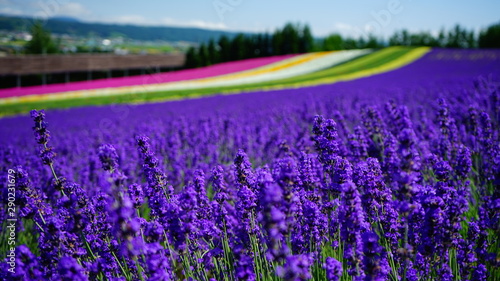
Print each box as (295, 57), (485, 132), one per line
(446, 24), (475, 48)
(401, 30), (410, 46)
(230, 34), (247, 60)
(389, 30), (409, 46)
(365, 34), (382, 48)
(466, 31), (476, 48)
(253, 34), (263, 57)
(181, 20), (500, 69)
(409, 32), (439, 46)
(388, 32), (401, 46)
(437, 29), (447, 47)
(323, 34), (344, 51)
(479, 22), (500, 48)
(261, 33), (272, 56)
(207, 39), (219, 64)
(272, 28), (284, 55)
(255, 33), (272, 57)
(244, 35), (256, 58)
(282, 23), (300, 54)
(299, 24), (314, 53)
(184, 46), (200, 68)
(24, 21), (58, 54)
(198, 44), (209, 66)
(218, 35), (231, 62)
(342, 38), (358, 49)
(356, 37), (367, 49)
(389, 28), (473, 48)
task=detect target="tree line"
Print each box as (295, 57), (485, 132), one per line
(185, 21), (500, 68)
(185, 23), (314, 68)
(21, 19), (500, 63)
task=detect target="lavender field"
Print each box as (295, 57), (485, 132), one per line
(1, 49), (499, 281)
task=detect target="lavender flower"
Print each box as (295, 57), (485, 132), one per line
(234, 150), (258, 237)
(57, 257), (88, 281)
(298, 152), (320, 191)
(354, 158), (391, 218)
(313, 116), (342, 174)
(30, 109), (64, 190)
(1, 245), (43, 281)
(361, 106), (386, 158)
(347, 125), (369, 161)
(437, 98), (451, 137)
(292, 199), (327, 255)
(234, 149), (256, 189)
(339, 181), (368, 279)
(30, 109), (50, 144)
(324, 257), (342, 281)
(472, 264), (488, 281)
(235, 251), (256, 281)
(5, 53), (500, 281)
(433, 161), (453, 182)
(143, 243), (174, 281)
(136, 135), (171, 197)
(128, 183), (145, 208)
(211, 165), (231, 203)
(277, 254), (313, 281)
(361, 232), (389, 281)
(454, 145), (472, 179)
(258, 168), (289, 262)
(331, 157), (353, 191)
(98, 144), (120, 172)
(354, 158), (400, 248)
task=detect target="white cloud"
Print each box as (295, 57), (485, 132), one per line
(0, 0), (15, 5)
(325, 22), (366, 38)
(89, 15), (228, 31)
(161, 18), (227, 30)
(0, 7), (23, 16)
(55, 2), (91, 17)
(107, 15), (151, 25)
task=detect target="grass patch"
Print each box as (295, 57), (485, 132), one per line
(0, 47), (425, 117)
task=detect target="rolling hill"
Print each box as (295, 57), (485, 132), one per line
(0, 15), (243, 43)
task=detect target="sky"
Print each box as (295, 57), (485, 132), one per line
(1, 0), (499, 38)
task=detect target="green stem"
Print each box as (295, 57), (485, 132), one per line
(39, 120), (67, 197)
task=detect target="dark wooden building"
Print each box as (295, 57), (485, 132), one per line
(0, 53), (186, 88)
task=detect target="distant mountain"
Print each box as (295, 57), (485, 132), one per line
(50, 16), (80, 23)
(0, 15), (244, 43)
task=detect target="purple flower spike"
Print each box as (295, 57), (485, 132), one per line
(234, 149), (256, 188)
(362, 231), (390, 281)
(277, 254), (313, 281)
(98, 144), (120, 171)
(324, 257), (342, 281)
(57, 256), (89, 281)
(31, 109), (57, 166)
(433, 161), (453, 181)
(339, 181), (368, 279)
(128, 183), (145, 208)
(455, 145), (472, 179)
(235, 253), (256, 281)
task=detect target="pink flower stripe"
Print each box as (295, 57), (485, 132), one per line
(0, 54), (298, 99)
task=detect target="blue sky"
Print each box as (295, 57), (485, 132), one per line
(1, 0), (499, 38)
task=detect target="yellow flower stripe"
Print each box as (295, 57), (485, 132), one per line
(0, 48), (429, 105)
(0, 52), (330, 105)
(193, 51), (333, 83)
(127, 47), (431, 105)
(218, 46), (431, 93)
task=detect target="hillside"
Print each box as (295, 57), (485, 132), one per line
(0, 15), (242, 43)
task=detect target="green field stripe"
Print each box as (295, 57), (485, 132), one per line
(0, 47), (422, 117)
(135, 46), (416, 97)
(229, 47), (414, 90)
